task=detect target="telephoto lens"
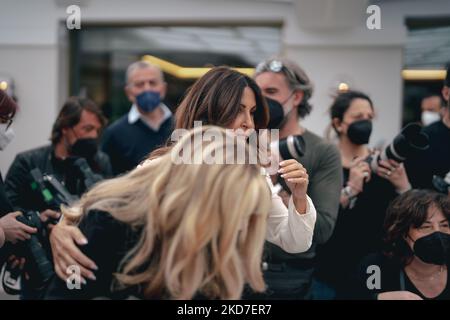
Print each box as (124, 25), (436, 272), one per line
(371, 123), (429, 171)
(15, 212), (54, 286)
(271, 135), (306, 162)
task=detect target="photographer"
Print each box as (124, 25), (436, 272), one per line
(0, 90), (37, 249)
(315, 90), (412, 298)
(3, 97), (112, 299)
(405, 66), (450, 192)
(253, 57), (342, 299)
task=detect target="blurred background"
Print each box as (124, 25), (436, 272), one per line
(0, 0), (449, 174)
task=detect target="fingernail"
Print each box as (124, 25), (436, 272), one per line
(278, 169), (284, 174)
(279, 161), (285, 166)
(79, 238), (88, 245)
(81, 278), (87, 285)
(88, 274), (96, 281)
(287, 179), (294, 182)
(280, 174), (285, 178)
(91, 264), (99, 271)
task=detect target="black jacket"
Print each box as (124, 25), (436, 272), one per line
(45, 210), (140, 300)
(4, 145), (112, 213)
(0, 173), (13, 217)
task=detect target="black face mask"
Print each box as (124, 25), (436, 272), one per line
(70, 138), (98, 160)
(413, 231), (450, 265)
(346, 120), (372, 145)
(266, 97), (285, 129)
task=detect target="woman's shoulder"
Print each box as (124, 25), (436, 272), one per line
(79, 210), (135, 245)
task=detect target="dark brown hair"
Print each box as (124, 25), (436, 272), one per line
(383, 189), (450, 265)
(148, 67), (269, 161)
(329, 90), (374, 135)
(51, 96), (107, 145)
(175, 66), (269, 130)
(0, 90), (18, 123)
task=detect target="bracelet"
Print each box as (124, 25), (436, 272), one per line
(396, 183), (412, 194)
(346, 182), (362, 195)
(342, 185), (357, 199)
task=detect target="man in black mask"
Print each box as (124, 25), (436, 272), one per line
(3, 97), (111, 299)
(5, 96), (112, 216)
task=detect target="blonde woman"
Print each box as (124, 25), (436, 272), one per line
(44, 126), (271, 299)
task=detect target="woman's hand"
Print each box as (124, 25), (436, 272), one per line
(0, 212), (37, 244)
(347, 156), (371, 194)
(49, 221), (98, 283)
(278, 159), (309, 214)
(376, 159), (411, 193)
(377, 291), (423, 300)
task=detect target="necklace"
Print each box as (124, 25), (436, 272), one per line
(406, 265), (446, 282)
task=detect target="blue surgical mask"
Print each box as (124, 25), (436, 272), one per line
(136, 91), (161, 113)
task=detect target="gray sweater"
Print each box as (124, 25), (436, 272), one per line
(265, 129), (343, 261)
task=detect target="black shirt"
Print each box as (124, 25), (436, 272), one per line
(315, 168), (398, 292)
(101, 114), (174, 176)
(347, 253), (450, 300)
(405, 120), (450, 190)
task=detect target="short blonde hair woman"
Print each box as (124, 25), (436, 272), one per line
(45, 126), (271, 300)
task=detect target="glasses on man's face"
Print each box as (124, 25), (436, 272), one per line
(0, 116), (13, 130)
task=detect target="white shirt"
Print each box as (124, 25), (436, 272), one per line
(128, 103), (172, 131)
(264, 173), (316, 254)
(138, 160), (316, 254)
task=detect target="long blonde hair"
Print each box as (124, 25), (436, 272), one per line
(63, 126), (271, 299)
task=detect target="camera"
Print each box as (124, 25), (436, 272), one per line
(1, 211), (54, 294)
(271, 135), (306, 163)
(370, 123), (429, 171)
(1, 168), (77, 295)
(432, 171), (450, 194)
(73, 157), (104, 190)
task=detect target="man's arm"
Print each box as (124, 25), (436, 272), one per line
(307, 144), (343, 245)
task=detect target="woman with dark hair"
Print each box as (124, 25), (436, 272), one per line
(49, 67), (317, 293)
(314, 90), (412, 299)
(348, 189), (450, 300)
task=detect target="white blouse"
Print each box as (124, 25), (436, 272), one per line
(264, 173), (316, 254)
(138, 159), (316, 254)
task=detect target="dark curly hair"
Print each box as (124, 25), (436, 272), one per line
(383, 189), (450, 266)
(329, 90), (374, 136)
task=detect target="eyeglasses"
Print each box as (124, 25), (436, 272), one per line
(0, 115), (13, 130)
(255, 60), (306, 86)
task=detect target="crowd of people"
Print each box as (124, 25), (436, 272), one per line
(0, 57), (449, 300)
